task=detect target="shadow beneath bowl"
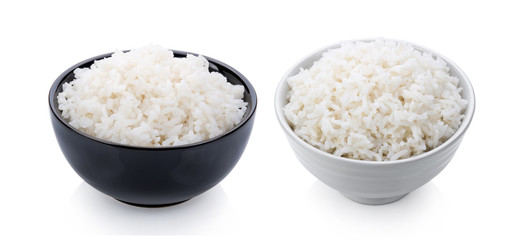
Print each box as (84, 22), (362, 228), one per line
(306, 180), (447, 231)
(67, 182), (235, 235)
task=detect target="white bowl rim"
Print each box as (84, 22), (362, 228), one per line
(275, 38), (476, 165)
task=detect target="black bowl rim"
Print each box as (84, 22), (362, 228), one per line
(49, 49), (257, 150)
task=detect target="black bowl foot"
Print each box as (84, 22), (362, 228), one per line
(115, 198), (191, 208)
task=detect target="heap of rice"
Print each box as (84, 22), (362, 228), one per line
(284, 39), (467, 161)
(58, 44), (247, 147)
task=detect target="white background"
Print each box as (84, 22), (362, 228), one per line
(1, 0), (520, 239)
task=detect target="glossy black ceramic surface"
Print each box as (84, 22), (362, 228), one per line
(49, 50), (257, 207)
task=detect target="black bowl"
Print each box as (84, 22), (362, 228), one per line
(49, 50), (257, 207)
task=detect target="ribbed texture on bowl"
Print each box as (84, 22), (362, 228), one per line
(275, 39), (475, 205)
(285, 131), (463, 200)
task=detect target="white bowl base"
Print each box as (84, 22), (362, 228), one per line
(343, 193), (408, 205)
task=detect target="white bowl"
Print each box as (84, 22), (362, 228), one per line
(275, 39), (475, 205)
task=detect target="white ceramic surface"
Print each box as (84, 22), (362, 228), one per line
(275, 39), (475, 205)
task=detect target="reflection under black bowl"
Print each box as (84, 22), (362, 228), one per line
(49, 50), (257, 207)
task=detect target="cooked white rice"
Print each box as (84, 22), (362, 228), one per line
(284, 39), (467, 161)
(58, 44), (247, 147)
